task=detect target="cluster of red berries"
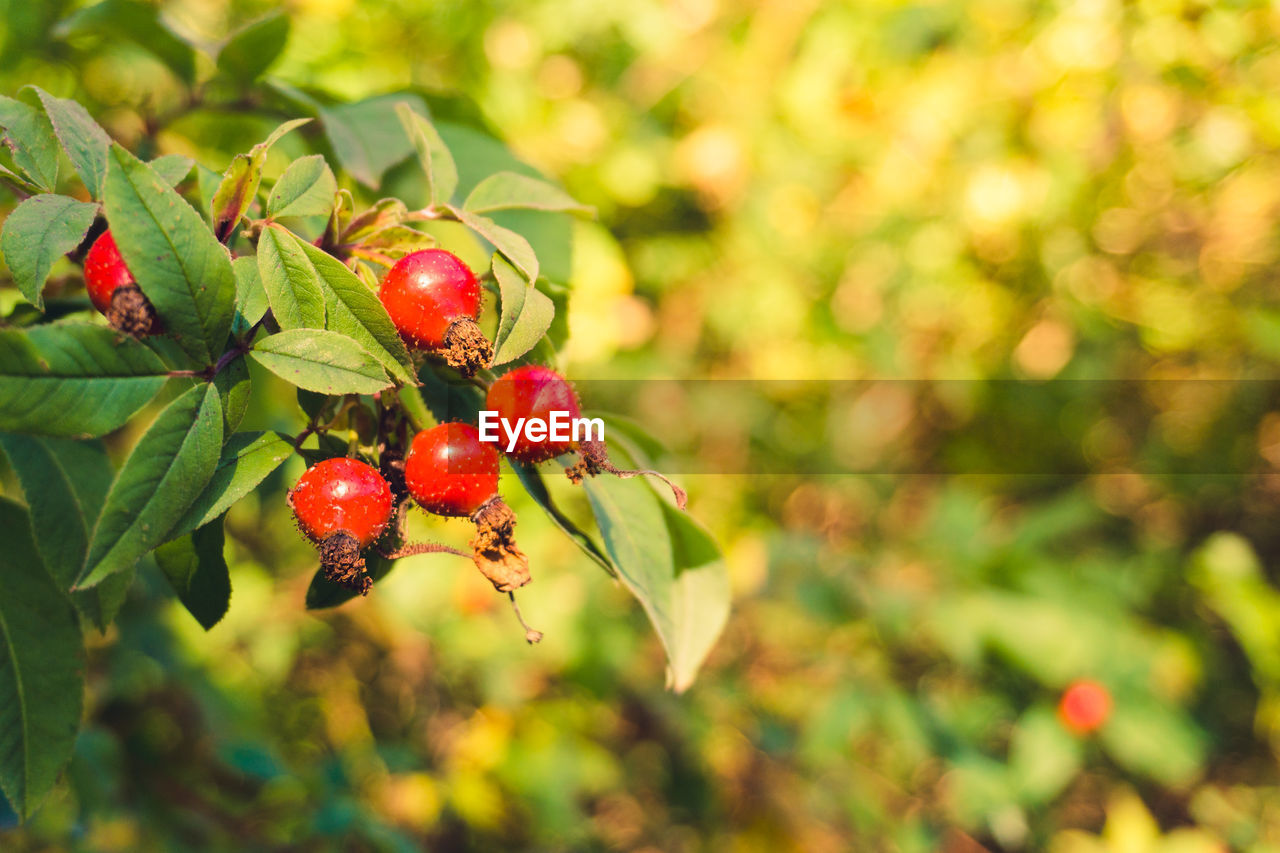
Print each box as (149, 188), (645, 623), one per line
(85, 235), (682, 620)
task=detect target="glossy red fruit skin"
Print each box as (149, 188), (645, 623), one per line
(405, 422), (499, 517)
(378, 249), (481, 349)
(84, 230), (136, 315)
(289, 457), (394, 547)
(1058, 680), (1112, 735)
(485, 366), (581, 463)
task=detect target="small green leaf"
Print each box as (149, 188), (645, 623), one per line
(250, 329), (391, 395)
(491, 255), (554, 365)
(79, 383), (224, 588)
(266, 154), (336, 219)
(510, 461), (615, 577)
(155, 518), (230, 630)
(0, 95), (59, 192)
(583, 458), (727, 692)
(1008, 706), (1082, 804)
(0, 324), (167, 437)
(149, 153), (193, 187)
(31, 87), (112, 199)
(257, 224), (326, 330)
(1, 194), (99, 310)
(453, 207), (539, 283)
(54, 0), (197, 84)
(0, 498), (83, 821)
(1099, 695), (1206, 786)
(169, 430), (293, 538)
(104, 143), (236, 365)
(320, 95), (426, 189)
(464, 171), (592, 216)
(216, 11), (289, 84)
(397, 103), (457, 208)
(232, 255), (268, 332)
(210, 118), (311, 241)
(342, 197), (407, 241)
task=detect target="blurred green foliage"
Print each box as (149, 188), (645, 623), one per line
(2, 0), (1280, 849)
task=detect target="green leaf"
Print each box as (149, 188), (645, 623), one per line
(0, 95), (59, 192)
(0, 324), (167, 437)
(464, 171), (592, 216)
(214, 353), (251, 435)
(453, 207), (539, 283)
(31, 87), (111, 199)
(0, 434), (129, 629)
(209, 118), (311, 241)
(1099, 695), (1206, 786)
(510, 462), (615, 577)
(250, 329), (391, 395)
(0, 498), (83, 821)
(1, 195), (99, 311)
(397, 103), (457, 207)
(266, 154), (336, 219)
(491, 255), (554, 365)
(154, 518), (230, 630)
(305, 547), (395, 610)
(216, 12), (289, 84)
(169, 431), (292, 539)
(55, 0), (197, 83)
(232, 255), (268, 332)
(320, 95), (426, 189)
(79, 383), (224, 589)
(297, 239), (415, 384)
(583, 464), (727, 692)
(149, 153), (193, 187)
(104, 143), (236, 365)
(257, 224), (326, 330)
(1008, 706), (1082, 804)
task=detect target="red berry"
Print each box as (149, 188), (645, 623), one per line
(84, 230), (135, 314)
(288, 457), (394, 548)
(485, 366), (581, 463)
(405, 422), (499, 517)
(1058, 680), (1112, 735)
(377, 249), (475, 336)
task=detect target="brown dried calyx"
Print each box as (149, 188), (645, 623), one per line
(469, 497), (530, 592)
(441, 318), (493, 377)
(319, 531), (372, 596)
(107, 284), (160, 338)
(574, 438), (688, 510)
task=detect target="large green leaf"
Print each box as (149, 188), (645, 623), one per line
(320, 94), (426, 189)
(54, 0), (196, 84)
(0, 324), (168, 437)
(154, 518), (230, 630)
(216, 12), (290, 85)
(510, 461), (615, 577)
(1099, 695), (1206, 786)
(453, 207), (539, 283)
(266, 154), (337, 219)
(250, 328), (391, 395)
(464, 171), (592, 216)
(0, 498), (83, 821)
(209, 118), (310, 241)
(79, 383), (224, 588)
(0, 95), (59, 192)
(397, 103), (457, 208)
(257, 224), (326, 330)
(104, 144), (236, 365)
(1, 194), (99, 310)
(583, 466), (727, 692)
(30, 87), (112, 199)
(0, 435), (126, 630)
(169, 430), (293, 539)
(491, 255), (554, 365)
